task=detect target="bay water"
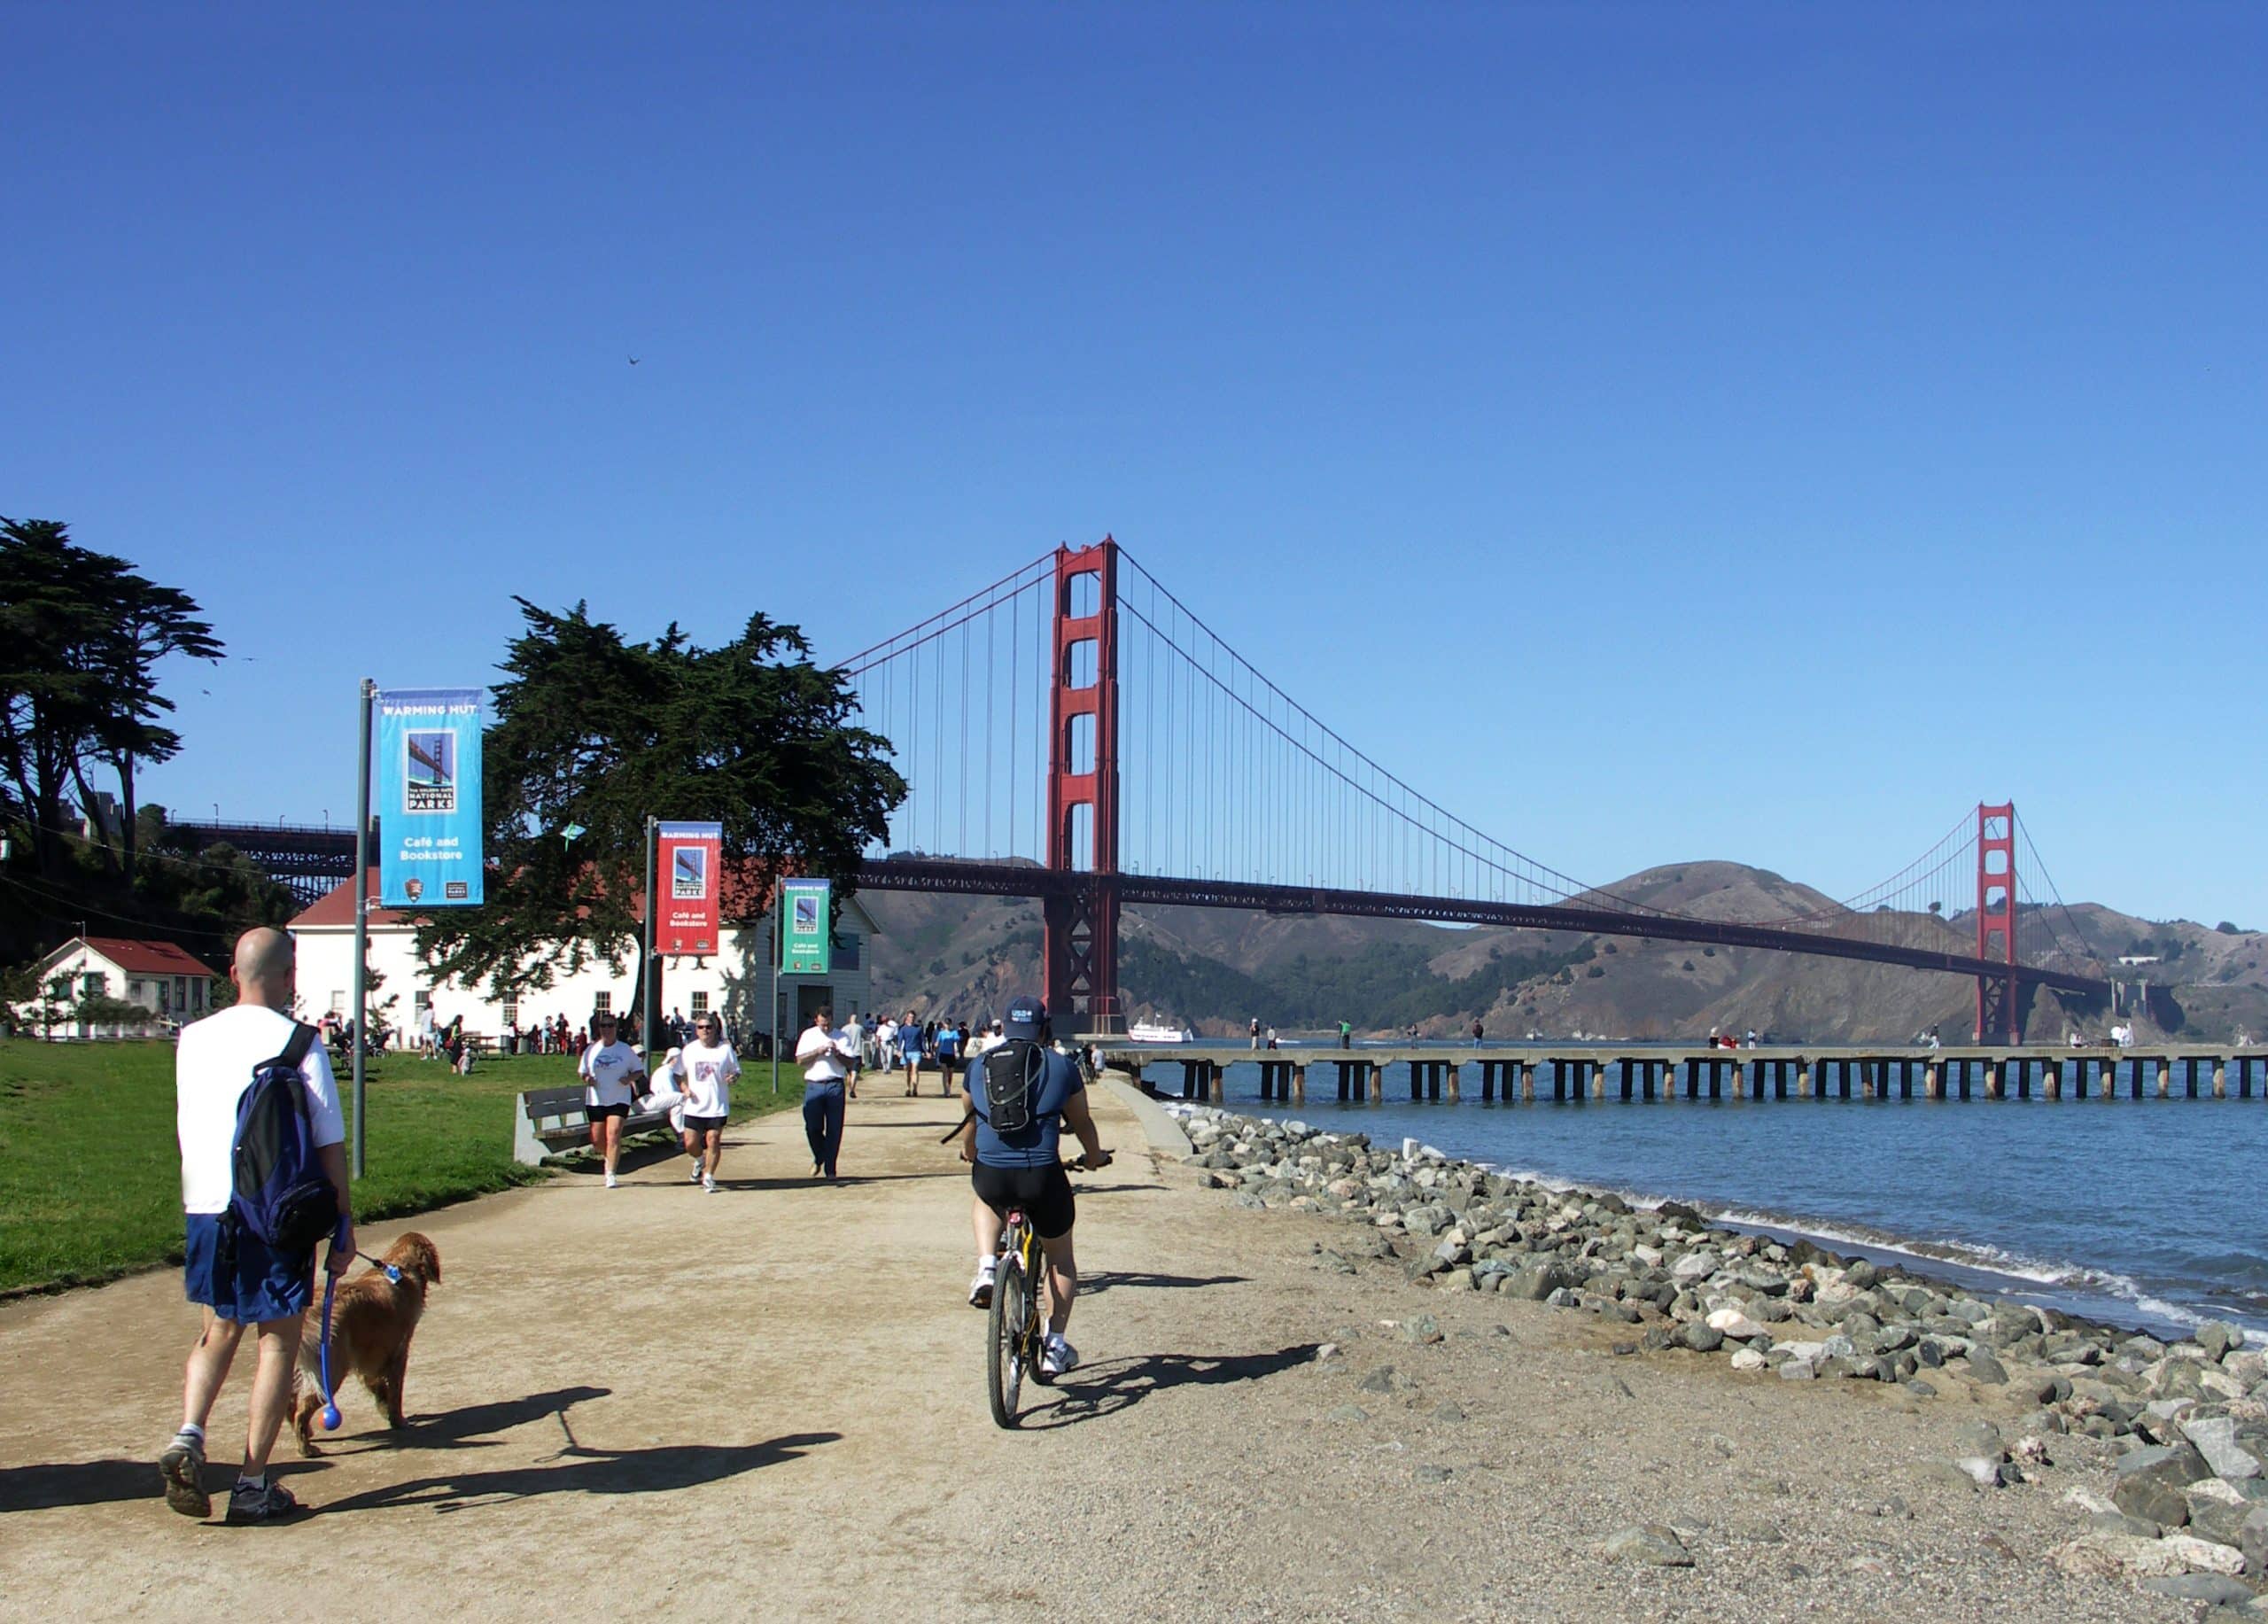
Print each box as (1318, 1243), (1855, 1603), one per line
(1130, 1045), (2268, 1343)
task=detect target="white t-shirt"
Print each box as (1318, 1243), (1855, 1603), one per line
(677, 1040), (740, 1117)
(580, 1040), (645, 1107)
(176, 1005), (346, 1216)
(795, 1023), (851, 1083)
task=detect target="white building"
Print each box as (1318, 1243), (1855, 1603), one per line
(289, 869), (878, 1052)
(10, 936), (216, 1037)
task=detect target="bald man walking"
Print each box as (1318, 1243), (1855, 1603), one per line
(159, 928), (353, 1525)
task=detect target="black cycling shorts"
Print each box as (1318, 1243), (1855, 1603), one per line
(971, 1161), (1076, 1241)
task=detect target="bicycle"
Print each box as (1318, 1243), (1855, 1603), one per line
(986, 1151), (1110, 1429)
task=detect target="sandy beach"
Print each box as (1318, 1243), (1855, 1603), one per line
(0, 1083), (2221, 1622)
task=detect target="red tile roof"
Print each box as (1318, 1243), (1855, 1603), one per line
(291, 870), (414, 929)
(82, 937), (214, 975)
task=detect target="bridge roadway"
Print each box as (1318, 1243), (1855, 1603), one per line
(1095, 1042), (2265, 1107)
(857, 858), (2112, 1000)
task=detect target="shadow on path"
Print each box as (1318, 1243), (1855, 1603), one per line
(316, 1431), (841, 1515)
(0, 1457), (193, 1514)
(313, 1385), (613, 1456)
(1080, 1271), (1248, 1298)
(1019, 1344), (1321, 1430)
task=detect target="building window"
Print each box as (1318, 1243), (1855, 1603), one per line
(81, 971), (106, 998)
(833, 935), (861, 970)
(174, 975), (188, 1009)
(690, 991), (709, 1015)
(192, 979), (206, 1010)
(594, 991), (612, 1014)
(331, 990), (347, 1014)
(414, 990), (431, 1015)
(502, 998), (520, 1028)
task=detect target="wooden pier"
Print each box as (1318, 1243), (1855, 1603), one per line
(1092, 1044), (2268, 1108)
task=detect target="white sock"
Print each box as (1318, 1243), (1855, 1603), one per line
(176, 1423), (205, 1441)
(236, 1472), (266, 1490)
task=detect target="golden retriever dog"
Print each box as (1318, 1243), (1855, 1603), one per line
(291, 1232), (442, 1456)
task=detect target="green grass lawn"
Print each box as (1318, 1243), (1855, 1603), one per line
(0, 1040), (800, 1296)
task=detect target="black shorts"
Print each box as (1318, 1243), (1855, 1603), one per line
(682, 1114), (726, 1136)
(971, 1161), (1076, 1241)
(588, 1102), (630, 1121)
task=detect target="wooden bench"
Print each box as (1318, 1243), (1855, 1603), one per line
(512, 1084), (676, 1167)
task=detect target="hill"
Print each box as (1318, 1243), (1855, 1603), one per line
(855, 862), (2268, 1044)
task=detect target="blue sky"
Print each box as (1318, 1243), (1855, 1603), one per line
(6, 4), (2263, 926)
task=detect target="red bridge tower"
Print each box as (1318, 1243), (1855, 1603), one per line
(1975, 802), (2019, 1044)
(1043, 539), (1123, 1034)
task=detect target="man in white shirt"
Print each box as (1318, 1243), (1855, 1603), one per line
(579, 1014), (648, 1188)
(675, 1015), (741, 1193)
(159, 928), (353, 1526)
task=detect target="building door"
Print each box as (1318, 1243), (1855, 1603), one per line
(796, 983), (834, 1032)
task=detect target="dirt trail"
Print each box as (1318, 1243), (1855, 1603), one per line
(0, 1089), (2188, 1622)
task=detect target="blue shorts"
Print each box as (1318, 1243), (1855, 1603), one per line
(183, 1213), (312, 1325)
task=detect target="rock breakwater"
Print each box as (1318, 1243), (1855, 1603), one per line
(1177, 1104), (2268, 1601)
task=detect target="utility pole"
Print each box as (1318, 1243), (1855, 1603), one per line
(641, 816), (657, 1059)
(351, 678), (374, 1180)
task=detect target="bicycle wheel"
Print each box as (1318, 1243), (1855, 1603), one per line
(986, 1251), (1029, 1428)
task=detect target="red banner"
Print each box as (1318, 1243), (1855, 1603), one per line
(656, 821), (722, 954)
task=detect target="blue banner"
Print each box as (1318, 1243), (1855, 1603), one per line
(377, 687), (485, 907)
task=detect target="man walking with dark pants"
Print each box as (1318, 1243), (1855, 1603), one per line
(159, 928), (353, 1524)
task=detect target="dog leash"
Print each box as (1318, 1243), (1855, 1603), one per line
(356, 1250), (403, 1283)
(316, 1272), (342, 1433)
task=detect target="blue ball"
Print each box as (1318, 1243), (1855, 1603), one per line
(322, 1405), (341, 1431)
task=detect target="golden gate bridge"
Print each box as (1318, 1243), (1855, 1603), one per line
(841, 538), (2110, 1042)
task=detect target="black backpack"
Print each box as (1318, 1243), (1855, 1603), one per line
(227, 1022), (340, 1255)
(983, 1037), (1045, 1136)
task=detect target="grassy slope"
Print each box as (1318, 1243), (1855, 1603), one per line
(0, 1041), (797, 1296)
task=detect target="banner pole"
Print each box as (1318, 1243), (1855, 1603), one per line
(641, 815), (657, 1061)
(771, 877), (781, 1095)
(351, 678), (373, 1181)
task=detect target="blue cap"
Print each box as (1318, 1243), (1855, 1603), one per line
(1003, 996), (1045, 1038)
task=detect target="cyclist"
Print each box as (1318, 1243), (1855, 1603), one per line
(957, 995), (1107, 1378)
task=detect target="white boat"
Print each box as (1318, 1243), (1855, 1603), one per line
(1128, 1020), (1193, 1044)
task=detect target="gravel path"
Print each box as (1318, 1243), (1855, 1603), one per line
(0, 1089), (2204, 1622)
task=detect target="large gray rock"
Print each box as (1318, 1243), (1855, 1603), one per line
(2244, 1505), (2268, 1578)
(2186, 1414), (2266, 1480)
(2190, 1498), (2255, 1550)
(1966, 1347), (2009, 1386)
(1681, 1324), (1725, 1354)
(2114, 1443), (2212, 1527)
(2140, 1574), (2256, 1605)
(1601, 1524), (1694, 1567)
(2196, 1322), (2244, 1362)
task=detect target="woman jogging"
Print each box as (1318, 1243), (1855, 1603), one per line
(579, 1013), (648, 1188)
(676, 1014), (740, 1193)
(896, 1007), (923, 1096)
(796, 1007), (858, 1179)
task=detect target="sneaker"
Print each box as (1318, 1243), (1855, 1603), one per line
(158, 1431), (209, 1519)
(604, 1171), (617, 1189)
(1041, 1333), (1079, 1378)
(224, 1477), (302, 1525)
(703, 1175), (718, 1193)
(689, 1164), (703, 1185)
(967, 1259), (997, 1309)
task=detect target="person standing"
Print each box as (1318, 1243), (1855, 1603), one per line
(933, 1019), (962, 1098)
(1339, 1020), (1352, 1050)
(1249, 1016), (1262, 1051)
(796, 1006), (857, 1178)
(675, 1015), (740, 1193)
(159, 927), (353, 1525)
(843, 1009), (866, 1089)
(579, 1013), (648, 1188)
(1471, 1017), (1484, 1049)
(897, 1008), (924, 1096)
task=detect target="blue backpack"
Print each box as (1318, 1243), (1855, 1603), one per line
(228, 1022), (340, 1255)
